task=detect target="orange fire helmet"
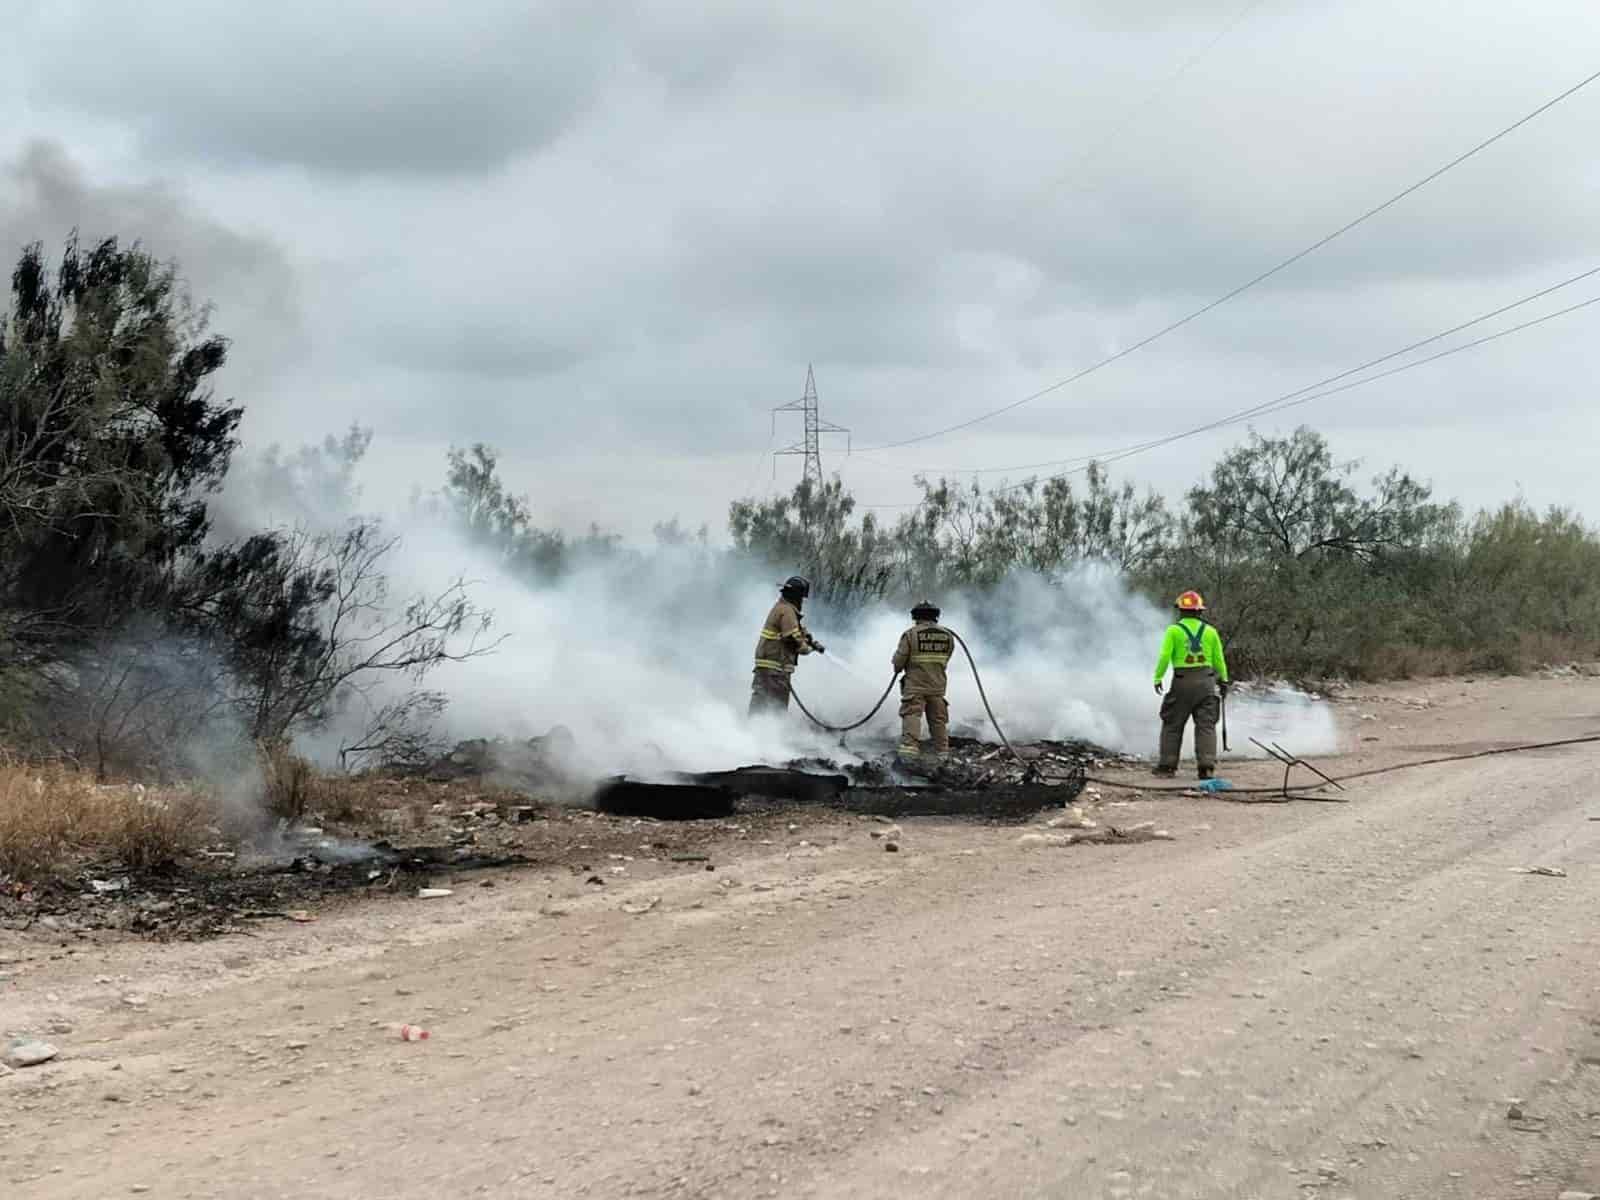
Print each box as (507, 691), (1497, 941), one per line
(1175, 590), (1206, 612)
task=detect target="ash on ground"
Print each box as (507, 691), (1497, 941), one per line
(404, 726), (583, 794)
(789, 734), (1138, 789)
(1, 729), (1141, 943)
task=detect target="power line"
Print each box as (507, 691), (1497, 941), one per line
(855, 285), (1600, 508)
(856, 66), (1600, 455)
(1031, 0), (1270, 201)
(903, 263), (1600, 480)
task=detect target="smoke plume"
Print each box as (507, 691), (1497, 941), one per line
(332, 523), (1340, 777)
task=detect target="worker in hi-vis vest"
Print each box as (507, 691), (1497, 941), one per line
(1151, 590), (1229, 779)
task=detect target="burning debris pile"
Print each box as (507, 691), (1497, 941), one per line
(0, 725), (1161, 943)
(409, 722), (1138, 825)
(790, 735), (1137, 790)
(408, 726), (581, 793)
(591, 734), (1139, 822)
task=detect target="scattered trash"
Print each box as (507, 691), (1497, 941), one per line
(1018, 832), (1070, 849)
(287, 910), (316, 923)
(1044, 806), (1096, 830)
(1512, 866), (1567, 878)
(884, 841), (900, 853)
(1195, 778), (1233, 793)
(1018, 823), (1173, 848)
(416, 888), (454, 899)
(391, 1024), (430, 1042)
(4, 1039), (60, 1069)
(621, 896), (662, 915)
(88, 879), (128, 895)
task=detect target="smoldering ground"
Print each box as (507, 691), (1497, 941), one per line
(212, 434), (1336, 785)
(308, 521), (1339, 780)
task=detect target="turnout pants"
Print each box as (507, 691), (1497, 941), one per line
(748, 668), (792, 716)
(899, 692), (950, 755)
(1159, 668), (1220, 771)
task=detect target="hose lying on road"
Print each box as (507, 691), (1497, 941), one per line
(789, 628), (1027, 766)
(789, 632), (1600, 795)
(1080, 732), (1600, 800)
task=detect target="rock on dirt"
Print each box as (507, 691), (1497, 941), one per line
(4, 1038), (60, 1068)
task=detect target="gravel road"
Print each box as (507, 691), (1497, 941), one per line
(3, 675), (1597, 1198)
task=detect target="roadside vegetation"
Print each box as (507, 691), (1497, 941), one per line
(3, 232), (1598, 880)
(725, 432), (1600, 683)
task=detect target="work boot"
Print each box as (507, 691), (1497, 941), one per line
(896, 740), (921, 759)
(1197, 765), (1215, 780)
(1151, 765), (1177, 778)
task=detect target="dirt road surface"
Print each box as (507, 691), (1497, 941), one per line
(4, 675), (1599, 1198)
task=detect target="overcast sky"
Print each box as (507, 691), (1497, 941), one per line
(4, 0), (1598, 539)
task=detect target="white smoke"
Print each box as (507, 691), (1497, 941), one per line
(334, 527), (1339, 775)
(217, 439), (1339, 777)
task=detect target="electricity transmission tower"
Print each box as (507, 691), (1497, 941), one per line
(773, 365), (849, 487)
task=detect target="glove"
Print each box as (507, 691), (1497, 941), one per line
(1153, 682), (1163, 695)
(812, 640), (826, 654)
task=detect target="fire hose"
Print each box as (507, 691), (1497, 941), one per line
(1083, 731), (1600, 799)
(786, 635), (1600, 799)
(787, 629), (1026, 765)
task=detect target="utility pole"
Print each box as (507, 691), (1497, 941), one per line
(773, 365), (849, 487)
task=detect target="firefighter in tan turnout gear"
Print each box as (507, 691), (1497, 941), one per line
(893, 600), (955, 758)
(1152, 589), (1230, 779)
(749, 576), (825, 716)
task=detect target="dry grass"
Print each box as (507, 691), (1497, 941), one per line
(255, 742), (400, 825)
(0, 762), (216, 880)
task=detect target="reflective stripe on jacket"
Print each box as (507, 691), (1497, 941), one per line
(893, 621), (954, 696)
(754, 599), (814, 673)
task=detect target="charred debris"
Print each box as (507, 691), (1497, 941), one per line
(1, 731), (1137, 941)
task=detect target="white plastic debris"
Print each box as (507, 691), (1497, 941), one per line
(416, 888), (454, 899)
(4, 1039), (60, 1068)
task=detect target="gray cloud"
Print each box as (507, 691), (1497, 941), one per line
(7, 0), (1598, 537)
(19, 0), (622, 176)
(0, 139), (300, 361)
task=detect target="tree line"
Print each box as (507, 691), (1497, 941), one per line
(4, 234), (1597, 780)
(726, 432), (1600, 681)
(1, 237), (496, 778)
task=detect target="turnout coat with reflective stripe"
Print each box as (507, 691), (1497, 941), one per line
(754, 599), (814, 673)
(893, 621), (954, 696)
